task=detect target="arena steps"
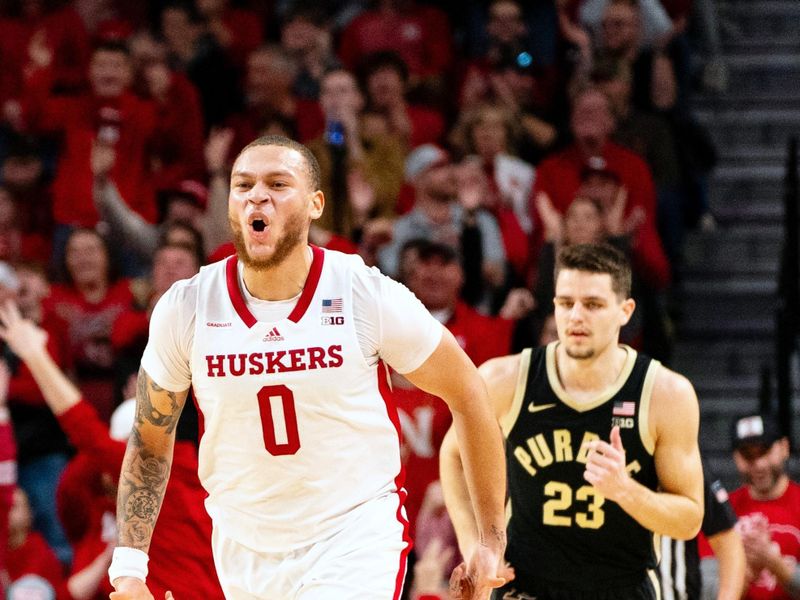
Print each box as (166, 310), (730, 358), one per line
(675, 0), (799, 484)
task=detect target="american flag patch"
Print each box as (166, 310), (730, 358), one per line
(322, 298), (343, 313)
(613, 401), (636, 416)
(712, 480), (729, 504)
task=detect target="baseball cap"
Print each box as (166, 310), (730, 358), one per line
(0, 262), (20, 292)
(165, 179), (208, 210)
(731, 413), (783, 451)
(580, 155), (620, 183)
(7, 574), (56, 600)
(404, 144), (450, 182)
(110, 397), (136, 441)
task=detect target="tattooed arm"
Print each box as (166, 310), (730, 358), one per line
(117, 367), (188, 550)
(110, 367), (188, 599)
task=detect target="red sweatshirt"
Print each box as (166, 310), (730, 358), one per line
(57, 401), (224, 598)
(338, 5), (453, 79)
(0, 408), (16, 597)
(7, 531), (64, 593)
(21, 84), (159, 227)
(532, 142), (671, 289)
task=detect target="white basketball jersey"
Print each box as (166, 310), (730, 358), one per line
(187, 247), (424, 552)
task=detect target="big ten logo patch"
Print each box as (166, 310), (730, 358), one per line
(321, 315), (344, 326)
(611, 416), (635, 429)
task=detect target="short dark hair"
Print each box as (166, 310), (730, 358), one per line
(401, 238), (459, 264)
(398, 238), (460, 283)
(93, 39), (131, 57)
(154, 240), (203, 270)
(554, 243), (631, 298)
(235, 135), (321, 192)
(158, 222), (205, 266)
(358, 50), (410, 85)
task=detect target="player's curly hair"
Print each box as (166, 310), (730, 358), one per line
(555, 243), (632, 299)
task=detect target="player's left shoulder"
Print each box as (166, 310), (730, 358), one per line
(649, 364), (700, 434)
(652, 363), (698, 404)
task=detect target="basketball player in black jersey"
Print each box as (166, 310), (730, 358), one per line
(442, 243), (704, 600)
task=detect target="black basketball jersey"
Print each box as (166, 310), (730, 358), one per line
(500, 343), (661, 591)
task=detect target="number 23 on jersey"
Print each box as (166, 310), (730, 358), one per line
(543, 481), (605, 529)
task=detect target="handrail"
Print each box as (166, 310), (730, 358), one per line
(775, 136), (798, 445)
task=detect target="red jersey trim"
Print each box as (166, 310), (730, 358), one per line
(226, 255), (257, 328)
(224, 246), (324, 328)
(288, 245), (324, 323)
(376, 361), (412, 600)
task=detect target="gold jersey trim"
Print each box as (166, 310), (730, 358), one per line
(653, 531), (662, 563)
(638, 360), (661, 456)
(648, 568), (662, 600)
(500, 349), (532, 436)
(545, 342), (637, 412)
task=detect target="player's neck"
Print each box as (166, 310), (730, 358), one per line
(556, 342), (627, 396)
(241, 244), (313, 301)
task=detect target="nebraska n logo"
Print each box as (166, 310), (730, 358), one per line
(263, 326), (284, 342)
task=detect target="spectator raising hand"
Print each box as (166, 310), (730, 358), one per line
(412, 537), (454, 599)
(25, 30), (53, 73)
(605, 187), (646, 237)
(535, 192), (564, 242)
(91, 140), (116, 182)
(347, 168), (377, 226)
(205, 127), (235, 177)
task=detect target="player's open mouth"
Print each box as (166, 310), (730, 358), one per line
(250, 219), (267, 232)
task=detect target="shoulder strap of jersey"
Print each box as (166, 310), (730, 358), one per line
(499, 348), (533, 436)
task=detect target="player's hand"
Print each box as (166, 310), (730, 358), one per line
(583, 426), (631, 502)
(448, 543), (506, 599)
(110, 577), (175, 599)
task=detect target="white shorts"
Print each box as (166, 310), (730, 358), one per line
(211, 493), (410, 599)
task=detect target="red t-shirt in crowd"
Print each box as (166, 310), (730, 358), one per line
(7, 531), (64, 592)
(57, 401), (224, 599)
(406, 105), (446, 148)
(0, 410), (16, 597)
(21, 81), (162, 227)
(446, 302), (514, 369)
(730, 481), (800, 600)
(214, 7), (264, 70)
(338, 5), (453, 79)
(45, 280), (134, 421)
(0, 5), (90, 105)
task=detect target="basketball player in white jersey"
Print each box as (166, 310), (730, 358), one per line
(108, 136), (507, 600)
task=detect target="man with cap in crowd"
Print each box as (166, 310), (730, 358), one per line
(729, 413), (800, 599)
(378, 144), (506, 311)
(531, 87), (670, 290)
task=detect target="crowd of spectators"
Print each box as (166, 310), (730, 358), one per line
(0, 0), (731, 598)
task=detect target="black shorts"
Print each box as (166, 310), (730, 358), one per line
(491, 572), (660, 600)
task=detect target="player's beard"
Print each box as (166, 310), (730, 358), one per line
(565, 345), (595, 360)
(747, 464), (784, 496)
(229, 210), (307, 272)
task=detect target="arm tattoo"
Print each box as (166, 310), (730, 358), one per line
(117, 368), (187, 551)
(479, 524), (507, 548)
(135, 368), (182, 434)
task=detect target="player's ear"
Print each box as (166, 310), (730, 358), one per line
(309, 190), (324, 220)
(619, 297), (635, 326)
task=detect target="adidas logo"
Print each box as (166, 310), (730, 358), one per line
(262, 326), (284, 342)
